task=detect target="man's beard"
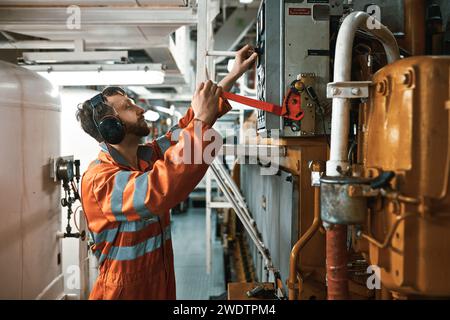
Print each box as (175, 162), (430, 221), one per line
(126, 120), (150, 137)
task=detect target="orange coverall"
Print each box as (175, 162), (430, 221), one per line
(81, 100), (231, 299)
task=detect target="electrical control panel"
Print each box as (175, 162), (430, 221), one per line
(257, 0), (330, 137)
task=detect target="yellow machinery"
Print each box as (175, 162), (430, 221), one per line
(229, 0), (450, 300)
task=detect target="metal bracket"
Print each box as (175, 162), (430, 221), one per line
(219, 144), (287, 158)
(329, 0), (345, 16)
(309, 160), (326, 187)
(327, 81), (372, 99)
(347, 184), (380, 198)
(50, 155), (74, 182)
(311, 172), (322, 187)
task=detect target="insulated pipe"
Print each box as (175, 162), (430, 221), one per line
(327, 12), (400, 176)
(326, 224), (349, 300)
(288, 187), (321, 300)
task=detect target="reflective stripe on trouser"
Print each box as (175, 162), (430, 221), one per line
(89, 225), (175, 300)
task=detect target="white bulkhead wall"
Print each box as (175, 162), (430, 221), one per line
(0, 61), (63, 299)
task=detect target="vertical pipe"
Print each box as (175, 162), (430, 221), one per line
(327, 12), (400, 176)
(298, 187), (322, 298)
(326, 224), (349, 300)
(325, 12), (400, 300)
(196, 0), (209, 85)
(206, 169), (212, 274)
(288, 178), (322, 300)
(403, 0), (426, 56)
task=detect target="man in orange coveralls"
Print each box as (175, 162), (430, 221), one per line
(76, 45), (257, 299)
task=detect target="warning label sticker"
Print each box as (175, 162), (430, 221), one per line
(288, 8), (312, 16)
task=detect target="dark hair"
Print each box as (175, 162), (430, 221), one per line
(75, 86), (127, 142)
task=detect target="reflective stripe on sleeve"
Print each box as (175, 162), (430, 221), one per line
(133, 173), (157, 219)
(156, 135), (171, 156)
(110, 171), (132, 221)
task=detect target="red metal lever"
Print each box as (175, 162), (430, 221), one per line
(221, 90), (304, 121)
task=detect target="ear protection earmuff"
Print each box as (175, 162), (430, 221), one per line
(89, 93), (126, 144)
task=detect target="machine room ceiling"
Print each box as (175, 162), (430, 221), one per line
(0, 0), (194, 91)
(0, 1), (189, 7)
(0, 0), (259, 95)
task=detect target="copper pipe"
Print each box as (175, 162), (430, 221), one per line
(361, 212), (416, 249)
(404, 0), (426, 55)
(326, 224), (349, 300)
(288, 187), (321, 300)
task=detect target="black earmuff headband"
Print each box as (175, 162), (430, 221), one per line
(89, 93), (105, 127)
(88, 93), (126, 145)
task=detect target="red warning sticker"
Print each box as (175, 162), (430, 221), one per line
(289, 8), (312, 16)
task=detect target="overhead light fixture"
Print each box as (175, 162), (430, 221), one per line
(127, 86), (153, 96)
(22, 51), (128, 64)
(144, 109), (160, 122)
(153, 105), (183, 120)
(239, 0), (254, 4)
(24, 63), (164, 86)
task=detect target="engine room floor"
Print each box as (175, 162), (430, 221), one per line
(172, 207), (226, 300)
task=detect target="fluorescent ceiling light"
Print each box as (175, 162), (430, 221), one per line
(153, 105), (183, 120)
(24, 64), (164, 86)
(144, 110), (160, 122)
(127, 86), (153, 96)
(154, 105), (174, 116)
(22, 51), (128, 64)
(36, 70), (164, 86)
(239, 0), (254, 3)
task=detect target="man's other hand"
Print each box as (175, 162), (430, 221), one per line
(230, 44), (258, 79)
(192, 80), (222, 126)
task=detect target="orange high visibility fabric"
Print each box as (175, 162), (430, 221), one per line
(81, 100), (231, 300)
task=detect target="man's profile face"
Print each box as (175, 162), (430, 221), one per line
(106, 93), (150, 138)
